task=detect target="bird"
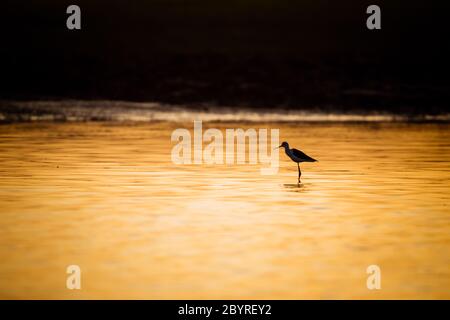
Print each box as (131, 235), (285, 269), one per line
(276, 141), (317, 183)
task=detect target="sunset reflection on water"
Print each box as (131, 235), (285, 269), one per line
(0, 122), (449, 299)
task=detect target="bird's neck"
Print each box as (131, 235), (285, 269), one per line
(284, 146), (292, 156)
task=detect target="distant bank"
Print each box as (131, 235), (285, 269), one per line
(1, 100), (449, 124)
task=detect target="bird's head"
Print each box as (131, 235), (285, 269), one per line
(276, 141), (289, 149)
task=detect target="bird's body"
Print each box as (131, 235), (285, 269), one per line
(284, 146), (317, 163)
(277, 141), (317, 183)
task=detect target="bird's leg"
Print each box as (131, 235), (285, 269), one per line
(297, 163), (302, 184)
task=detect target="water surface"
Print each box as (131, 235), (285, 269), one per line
(0, 122), (449, 299)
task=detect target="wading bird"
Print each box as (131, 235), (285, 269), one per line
(277, 141), (317, 183)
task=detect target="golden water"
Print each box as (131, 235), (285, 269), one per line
(0, 122), (449, 299)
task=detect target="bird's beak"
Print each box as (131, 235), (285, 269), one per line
(274, 145), (281, 150)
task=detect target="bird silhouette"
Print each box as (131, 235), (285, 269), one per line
(277, 141), (317, 183)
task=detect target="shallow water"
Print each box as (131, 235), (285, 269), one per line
(0, 122), (449, 299)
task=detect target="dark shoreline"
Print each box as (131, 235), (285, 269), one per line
(2, 54), (449, 116)
(1, 100), (449, 124)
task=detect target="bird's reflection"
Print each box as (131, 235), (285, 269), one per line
(283, 183), (305, 192)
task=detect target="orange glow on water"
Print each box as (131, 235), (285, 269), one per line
(0, 122), (449, 299)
